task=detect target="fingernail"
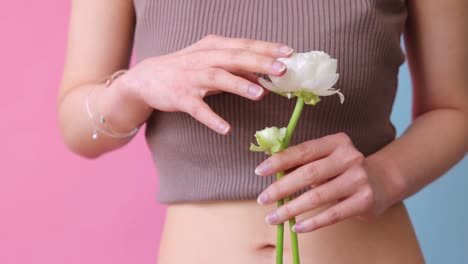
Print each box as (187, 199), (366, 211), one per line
(248, 84), (264, 97)
(216, 122), (230, 134)
(271, 60), (286, 73)
(257, 192), (270, 205)
(292, 222), (305, 232)
(266, 211), (279, 224)
(255, 162), (270, 175)
(278, 45), (294, 56)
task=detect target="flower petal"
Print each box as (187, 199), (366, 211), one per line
(258, 77), (293, 98)
(316, 88), (340, 96)
(258, 51), (343, 105)
(249, 143), (267, 152)
(303, 74), (339, 94)
(316, 74), (339, 93)
(337, 91), (345, 104)
(258, 77), (280, 92)
(317, 59), (338, 77)
(250, 127), (287, 155)
(315, 89), (345, 103)
(300, 79), (319, 92)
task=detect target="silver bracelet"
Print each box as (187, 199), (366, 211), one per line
(85, 70), (140, 140)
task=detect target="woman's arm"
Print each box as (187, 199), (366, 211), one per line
(253, 0), (468, 232)
(58, 0), (151, 158)
(58, 0), (296, 159)
(368, 0), (468, 205)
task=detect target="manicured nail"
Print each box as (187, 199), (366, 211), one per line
(292, 222), (305, 232)
(248, 84), (264, 97)
(255, 162), (270, 175)
(216, 122), (230, 134)
(271, 60), (286, 73)
(278, 45), (294, 56)
(266, 211), (279, 224)
(257, 192), (270, 205)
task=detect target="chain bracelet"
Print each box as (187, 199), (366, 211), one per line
(85, 69), (140, 140)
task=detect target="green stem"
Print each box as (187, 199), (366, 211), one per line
(275, 171), (285, 264)
(276, 97), (304, 264)
(282, 97), (305, 149)
(285, 196), (300, 264)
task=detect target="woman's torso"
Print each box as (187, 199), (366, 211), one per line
(132, 0), (424, 262)
(158, 201), (424, 263)
(135, 0), (407, 203)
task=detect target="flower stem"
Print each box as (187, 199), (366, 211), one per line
(282, 97), (305, 149)
(277, 97), (304, 264)
(275, 171), (285, 264)
(285, 196), (300, 264)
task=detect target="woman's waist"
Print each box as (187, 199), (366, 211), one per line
(163, 199), (411, 241)
(166, 200), (278, 244)
(159, 200), (424, 263)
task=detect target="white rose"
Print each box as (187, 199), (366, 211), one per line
(258, 50), (344, 105)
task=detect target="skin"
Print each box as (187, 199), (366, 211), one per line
(58, 0), (291, 158)
(253, 0), (468, 233)
(58, 0), (468, 263)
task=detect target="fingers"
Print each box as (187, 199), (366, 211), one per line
(291, 186), (374, 233)
(256, 150), (351, 205)
(233, 71), (265, 86)
(180, 34), (294, 58)
(254, 133), (349, 176)
(229, 71), (272, 96)
(261, 165), (368, 226)
(193, 69), (266, 100)
(181, 96), (231, 135)
(205, 35), (294, 58)
(187, 48), (288, 77)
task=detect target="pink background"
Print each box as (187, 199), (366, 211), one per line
(2, 1), (468, 264)
(0, 1), (165, 263)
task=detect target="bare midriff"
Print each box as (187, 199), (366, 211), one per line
(157, 200), (425, 264)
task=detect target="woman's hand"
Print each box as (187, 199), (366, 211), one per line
(116, 34), (294, 135)
(254, 132), (393, 233)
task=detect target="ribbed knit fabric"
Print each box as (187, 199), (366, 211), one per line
(132, 0), (408, 204)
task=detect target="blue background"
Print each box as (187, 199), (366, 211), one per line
(390, 46), (468, 263)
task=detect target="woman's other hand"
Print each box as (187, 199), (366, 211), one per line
(254, 132), (397, 233)
(117, 34), (294, 135)
(58, 0), (294, 159)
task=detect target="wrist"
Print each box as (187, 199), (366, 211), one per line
(97, 71), (153, 134)
(363, 152), (407, 212)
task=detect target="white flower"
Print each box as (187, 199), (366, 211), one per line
(249, 126), (287, 155)
(258, 50), (344, 105)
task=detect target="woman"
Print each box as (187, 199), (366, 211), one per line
(57, 0), (468, 263)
